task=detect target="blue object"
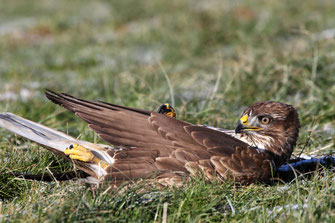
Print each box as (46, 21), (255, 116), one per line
(278, 156), (335, 173)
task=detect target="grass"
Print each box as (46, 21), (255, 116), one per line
(0, 0), (335, 222)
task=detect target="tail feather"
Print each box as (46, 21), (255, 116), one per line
(0, 113), (75, 151)
(0, 112), (113, 181)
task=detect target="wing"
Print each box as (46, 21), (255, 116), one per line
(45, 90), (275, 184)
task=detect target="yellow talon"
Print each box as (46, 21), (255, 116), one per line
(157, 103), (176, 118)
(64, 144), (94, 162)
(65, 144), (109, 168)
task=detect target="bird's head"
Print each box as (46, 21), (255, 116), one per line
(234, 101), (300, 163)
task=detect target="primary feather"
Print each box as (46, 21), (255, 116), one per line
(0, 90), (300, 186)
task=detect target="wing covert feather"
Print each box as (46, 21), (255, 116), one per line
(46, 91), (277, 184)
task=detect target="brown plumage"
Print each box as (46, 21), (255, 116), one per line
(42, 90), (300, 186)
(0, 90), (300, 186)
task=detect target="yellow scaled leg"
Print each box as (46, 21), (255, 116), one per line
(65, 144), (94, 162)
(65, 144), (109, 168)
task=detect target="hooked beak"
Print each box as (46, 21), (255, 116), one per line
(235, 115), (262, 134)
(234, 120), (245, 134)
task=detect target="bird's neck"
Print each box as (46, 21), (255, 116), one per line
(224, 130), (297, 165)
(203, 126), (298, 165)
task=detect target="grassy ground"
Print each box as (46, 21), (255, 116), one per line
(0, 0), (334, 222)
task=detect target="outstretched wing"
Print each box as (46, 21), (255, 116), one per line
(45, 90), (275, 184)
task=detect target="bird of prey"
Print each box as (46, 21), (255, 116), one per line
(0, 90), (300, 186)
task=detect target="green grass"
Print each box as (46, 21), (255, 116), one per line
(0, 0), (335, 222)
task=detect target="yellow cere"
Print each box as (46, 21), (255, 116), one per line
(240, 115), (248, 124)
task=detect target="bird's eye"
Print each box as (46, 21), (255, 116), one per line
(259, 116), (271, 125)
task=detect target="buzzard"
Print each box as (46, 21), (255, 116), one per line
(0, 90), (300, 186)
